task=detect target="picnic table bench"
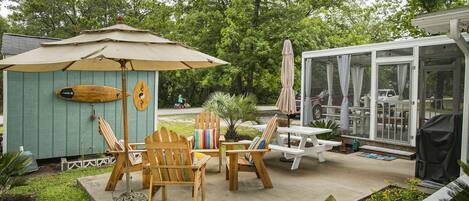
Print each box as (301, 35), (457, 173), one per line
(252, 125), (341, 170)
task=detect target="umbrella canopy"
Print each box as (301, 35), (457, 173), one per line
(0, 23), (228, 71)
(276, 39), (297, 115)
(0, 21), (227, 197)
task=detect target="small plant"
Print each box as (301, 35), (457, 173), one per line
(443, 160), (469, 201)
(367, 178), (426, 201)
(309, 120), (340, 140)
(0, 152), (32, 197)
(203, 92), (258, 140)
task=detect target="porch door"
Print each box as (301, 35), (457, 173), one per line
(376, 62), (412, 144)
(418, 61), (462, 127)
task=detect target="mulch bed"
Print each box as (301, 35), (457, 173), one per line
(1, 194), (36, 201)
(27, 163), (60, 177)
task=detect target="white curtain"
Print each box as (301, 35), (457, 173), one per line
(326, 62), (334, 117)
(351, 65), (364, 107)
(304, 59), (313, 125)
(397, 64), (408, 100)
(337, 55), (351, 130)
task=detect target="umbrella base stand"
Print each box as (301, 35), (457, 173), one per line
(279, 114), (295, 163)
(115, 191), (147, 201)
(279, 156), (294, 163)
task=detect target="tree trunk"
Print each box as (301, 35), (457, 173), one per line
(246, 66), (254, 93)
(245, 0), (261, 94)
(225, 125), (238, 141)
(233, 72), (243, 94)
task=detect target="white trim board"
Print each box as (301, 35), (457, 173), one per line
(302, 33), (469, 59)
(3, 71), (7, 154)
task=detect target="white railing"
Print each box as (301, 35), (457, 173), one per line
(322, 105), (370, 137)
(376, 100), (410, 144)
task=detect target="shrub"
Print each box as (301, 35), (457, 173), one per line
(308, 120), (340, 140)
(367, 178), (426, 201)
(203, 92), (257, 140)
(0, 152), (32, 197)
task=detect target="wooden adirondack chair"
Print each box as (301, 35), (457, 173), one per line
(187, 112), (224, 172)
(98, 117), (149, 191)
(224, 115), (278, 191)
(145, 127), (210, 201)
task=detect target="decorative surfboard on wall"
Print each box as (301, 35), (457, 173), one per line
(133, 80), (151, 111)
(55, 85), (128, 103)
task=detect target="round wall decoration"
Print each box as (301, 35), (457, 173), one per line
(133, 80), (151, 111)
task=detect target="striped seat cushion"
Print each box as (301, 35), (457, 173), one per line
(245, 136), (266, 164)
(194, 128), (218, 149)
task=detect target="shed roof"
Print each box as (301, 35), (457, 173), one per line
(411, 6), (469, 34)
(1, 33), (60, 56)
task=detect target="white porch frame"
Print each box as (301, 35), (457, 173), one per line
(2, 71), (7, 154)
(374, 55), (417, 146)
(301, 33), (469, 147)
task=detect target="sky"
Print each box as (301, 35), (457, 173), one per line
(0, 1), (13, 18)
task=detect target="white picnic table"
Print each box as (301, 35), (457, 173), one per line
(252, 125), (340, 170)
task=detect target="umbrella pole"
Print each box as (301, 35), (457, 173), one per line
(115, 60), (147, 201)
(280, 114), (294, 162)
(287, 114), (291, 148)
(120, 61), (131, 193)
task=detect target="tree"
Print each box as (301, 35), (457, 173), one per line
(6, 0), (465, 108)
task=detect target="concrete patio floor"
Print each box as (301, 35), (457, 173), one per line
(78, 151), (415, 201)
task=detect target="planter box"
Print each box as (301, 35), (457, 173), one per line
(358, 185), (402, 201)
(424, 175), (469, 200)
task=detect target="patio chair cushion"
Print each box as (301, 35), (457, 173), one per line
(194, 128), (218, 149)
(115, 140), (141, 165)
(245, 136), (266, 164)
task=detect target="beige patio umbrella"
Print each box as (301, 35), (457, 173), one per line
(276, 39), (297, 148)
(0, 19), (228, 198)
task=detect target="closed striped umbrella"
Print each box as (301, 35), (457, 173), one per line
(276, 39), (297, 115)
(276, 39), (297, 149)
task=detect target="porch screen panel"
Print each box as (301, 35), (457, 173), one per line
(397, 64), (408, 100)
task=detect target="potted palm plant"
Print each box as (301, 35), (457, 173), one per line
(203, 92), (257, 141)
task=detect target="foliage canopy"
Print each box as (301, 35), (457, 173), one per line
(1, 0), (468, 107)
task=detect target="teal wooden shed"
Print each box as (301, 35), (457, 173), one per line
(1, 33), (159, 159)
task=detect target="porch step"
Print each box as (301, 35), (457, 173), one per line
(359, 145), (415, 160)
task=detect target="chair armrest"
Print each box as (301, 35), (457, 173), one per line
(225, 149), (270, 155)
(187, 136), (194, 142)
(129, 142), (145, 146)
(223, 141), (252, 150)
(191, 149), (219, 153)
(129, 143), (145, 149)
(222, 142), (251, 146)
(108, 149), (147, 154)
(193, 156), (212, 169)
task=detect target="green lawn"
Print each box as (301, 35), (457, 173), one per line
(158, 119), (261, 140)
(8, 166), (113, 201)
(6, 119), (259, 201)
